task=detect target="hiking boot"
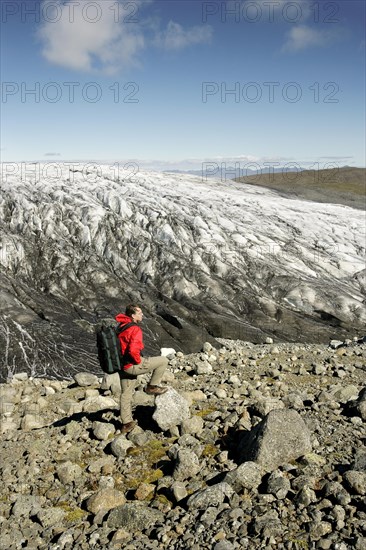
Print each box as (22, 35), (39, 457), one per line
(121, 421), (136, 434)
(144, 385), (168, 395)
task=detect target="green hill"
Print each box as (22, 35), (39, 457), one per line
(234, 167), (366, 210)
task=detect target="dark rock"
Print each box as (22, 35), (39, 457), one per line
(238, 409), (312, 471)
(107, 502), (164, 531)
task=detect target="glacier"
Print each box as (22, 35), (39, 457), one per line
(0, 163), (365, 380)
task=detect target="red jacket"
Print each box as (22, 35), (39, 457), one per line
(115, 313), (144, 370)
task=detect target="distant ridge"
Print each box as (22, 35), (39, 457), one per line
(234, 167), (366, 210)
(163, 166), (286, 179)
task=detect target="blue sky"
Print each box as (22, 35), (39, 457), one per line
(1, 0), (365, 170)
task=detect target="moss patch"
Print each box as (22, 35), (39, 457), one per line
(202, 444), (219, 458)
(124, 467), (164, 489)
(56, 502), (87, 524)
(195, 407), (217, 418)
(122, 438), (172, 490)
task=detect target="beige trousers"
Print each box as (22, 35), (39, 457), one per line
(119, 356), (168, 424)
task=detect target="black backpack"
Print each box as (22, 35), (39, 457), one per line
(96, 322), (137, 374)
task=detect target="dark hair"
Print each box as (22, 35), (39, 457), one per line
(125, 304), (141, 317)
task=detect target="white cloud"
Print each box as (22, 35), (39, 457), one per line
(154, 21), (213, 50)
(282, 25), (338, 52)
(38, 0), (145, 74)
(38, 1), (213, 73)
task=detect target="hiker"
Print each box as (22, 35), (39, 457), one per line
(116, 304), (168, 433)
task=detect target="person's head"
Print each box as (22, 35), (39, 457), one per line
(125, 304), (143, 323)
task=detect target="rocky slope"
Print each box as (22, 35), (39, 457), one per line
(0, 337), (365, 549)
(0, 164), (365, 381)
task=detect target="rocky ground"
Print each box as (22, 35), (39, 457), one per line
(0, 337), (365, 550)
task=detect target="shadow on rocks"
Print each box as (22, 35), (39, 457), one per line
(220, 426), (249, 463)
(133, 405), (161, 433)
(50, 404), (178, 435)
(51, 408), (116, 429)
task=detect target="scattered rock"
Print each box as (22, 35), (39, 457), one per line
(82, 395), (118, 413)
(171, 481), (188, 502)
(224, 461), (263, 492)
(173, 449), (200, 481)
(152, 388), (190, 431)
(37, 507), (66, 528)
(330, 340), (344, 349)
(0, 337), (365, 549)
(107, 502), (164, 531)
(11, 495), (43, 518)
(353, 448), (366, 471)
(343, 470), (366, 495)
(92, 421), (116, 440)
(21, 414), (45, 431)
(180, 415), (204, 436)
(56, 461), (83, 484)
(238, 409), (312, 471)
(110, 435), (134, 458)
(135, 483), (155, 501)
(187, 482), (234, 510)
(86, 488), (126, 515)
(74, 372), (99, 387)
(251, 398), (285, 417)
(331, 384), (359, 403)
(267, 470), (291, 499)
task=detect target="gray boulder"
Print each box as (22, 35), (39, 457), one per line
(355, 387), (366, 420)
(173, 449), (200, 481)
(330, 340), (344, 349)
(86, 488), (126, 515)
(223, 462), (263, 493)
(323, 481), (351, 505)
(171, 481), (188, 502)
(187, 482), (234, 510)
(152, 388), (190, 431)
(11, 495), (44, 518)
(238, 409), (312, 471)
(74, 372), (99, 387)
(343, 470), (366, 496)
(21, 414), (45, 431)
(92, 421), (116, 440)
(37, 507), (66, 528)
(110, 435), (134, 458)
(330, 384), (359, 403)
(82, 395), (118, 413)
(107, 502), (164, 531)
(353, 447), (366, 471)
(56, 461), (83, 484)
(267, 470), (291, 499)
(180, 415), (204, 436)
(13, 372), (29, 381)
(100, 372), (121, 396)
(251, 398), (285, 417)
